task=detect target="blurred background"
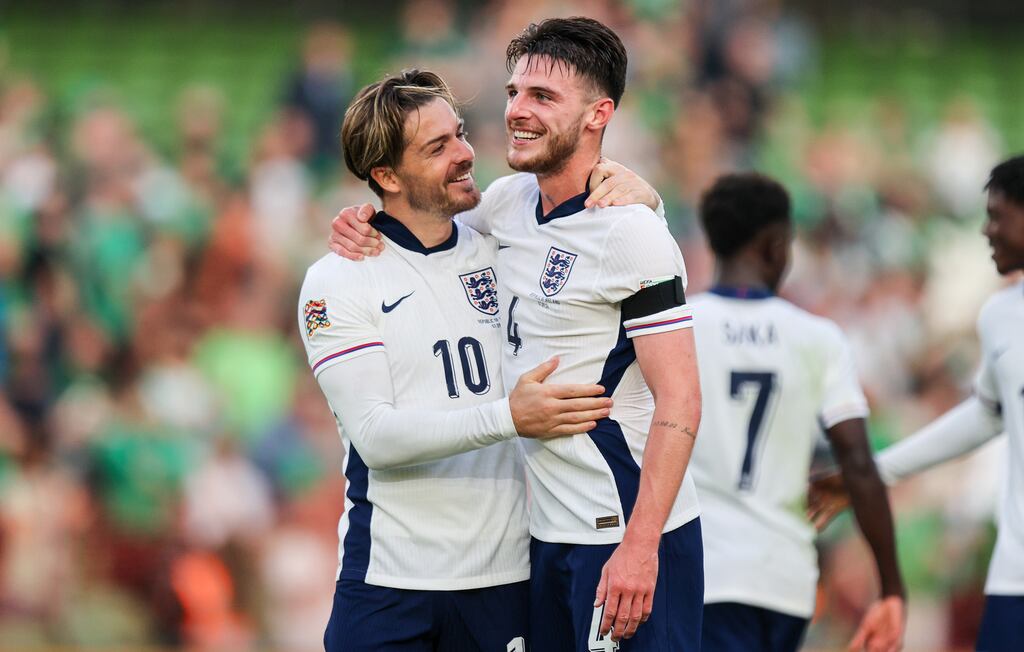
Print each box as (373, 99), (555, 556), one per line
(1, 0), (1022, 649)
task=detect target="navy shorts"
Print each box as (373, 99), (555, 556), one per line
(323, 578), (529, 651)
(702, 602), (808, 652)
(530, 518), (704, 652)
(976, 594), (1024, 652)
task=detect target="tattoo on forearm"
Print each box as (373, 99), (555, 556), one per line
(653, 420), (697, 439)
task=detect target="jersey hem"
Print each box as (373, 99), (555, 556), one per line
(983, 582), (1024, 595)
(530, 506), (700, 545)
(703, 589), (814, 619)
(360, 568), (531, 591)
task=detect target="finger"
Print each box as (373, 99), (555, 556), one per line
(641, 590), (653, 623)
(357, 202), (376, 222)
(848, 622), (869, 651)
(551, 397), (613, 413)
(585, 175), (613, 208)
(594, 565), (608, 607)
(601, 590), (620, 637)
(521, 357), (559, 383)
(623, 592), (644, 639)
(329, 233), (369, 261)
(549, 421), (598, 436)
(328, 239), (363, 260)
(333, 207), (380, 241)
(329, 232), (378, 259)
(549, 383), (606, 399)
(612, 593), (634, 641)
(556, 407), (611, 425)
(597, 185), (631, 208)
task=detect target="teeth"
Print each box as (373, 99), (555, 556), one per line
(451, 172), (471, 182)
(514, 130), (541, 140)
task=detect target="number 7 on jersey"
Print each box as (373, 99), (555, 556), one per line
(730, 371), (777, 490)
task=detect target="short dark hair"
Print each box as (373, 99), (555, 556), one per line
(985, 155), (1024, 206)
(341, 69), (457, 197)
(699, 173), (792, 258)
(505, 17), (627, 107)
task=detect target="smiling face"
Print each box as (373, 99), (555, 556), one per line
(504, 55), (597, 176)
(983, 189), (1024, 275)
(390, 96), (480, 217)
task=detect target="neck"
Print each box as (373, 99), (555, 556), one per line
(381, 198), (453, 247)
(715, 260), (774, 292)
(535, 146), (600, 215)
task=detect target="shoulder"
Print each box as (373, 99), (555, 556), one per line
(301, 252), (375, 297)
(597, 204), (675, 247)
(455, 222), (499, 256)
(773, 298), (848, 345)
(481, 172), (537, 201)
(978, 282), (1022, 327)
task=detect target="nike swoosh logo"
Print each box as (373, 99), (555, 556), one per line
(498, 245), (511, 250)
(382, 292), (414, 313)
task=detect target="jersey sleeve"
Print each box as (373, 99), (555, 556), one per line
(316, 352), (517, 470)
(818, 326), (870, 428)
(595, 210), (693, 339)
(974, 309), (1002, 410)
(297, 264), (383, 378)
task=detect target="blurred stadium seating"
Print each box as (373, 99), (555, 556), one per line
(0, 1), (1020, 650)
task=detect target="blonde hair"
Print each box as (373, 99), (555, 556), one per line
(341, 69), (458, 197)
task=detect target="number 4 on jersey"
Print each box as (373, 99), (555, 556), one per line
(507, 296), (523, 355)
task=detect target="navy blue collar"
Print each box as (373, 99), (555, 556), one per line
(372, 211), (457, 255)
(536, 190), (589, 225)
(709, 285), (775, 300)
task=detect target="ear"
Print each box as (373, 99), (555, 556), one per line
(585, 97), (615, 132)
(764, 227), (792, 272)
(370, 167), (401, 194)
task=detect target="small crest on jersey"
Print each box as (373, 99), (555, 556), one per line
(539, 246), (577, 297)
(460, 267), (499, 315)
(639, 275), (673, 290)
(304, 298), (330, 336)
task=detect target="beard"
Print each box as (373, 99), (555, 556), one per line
(402, 170), (481, 217)
(507, 114), (583, 176)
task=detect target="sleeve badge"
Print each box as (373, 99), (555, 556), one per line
(304, 299), (331, 336)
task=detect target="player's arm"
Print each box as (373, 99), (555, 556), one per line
(809, 396), (1004, 528)
(317, 353), (612, 470)
(327, 159), (662, 259)
(825, 417), (906, 652)
(596, 326), (701, 641)
(591, 214), (699, 641)
(876, 395), (1003, 484)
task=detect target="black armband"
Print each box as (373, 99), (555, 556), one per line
(621, 276), (685, 321)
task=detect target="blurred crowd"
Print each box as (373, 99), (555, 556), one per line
(0, 0), (1015, 649)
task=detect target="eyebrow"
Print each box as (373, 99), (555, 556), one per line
(419, 118), (464, 153)
(505, 81), (561, 99)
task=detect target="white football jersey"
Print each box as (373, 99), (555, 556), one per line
(689, 288), (869, 617)
(297, 214), (529, 591)
(974, 281), (1024, 596)
(459, 173), (699, 544)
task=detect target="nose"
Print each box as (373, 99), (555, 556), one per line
(982, 217), (997, 239)
(506, 93), (529, 123)
(453, 135), (474, 164)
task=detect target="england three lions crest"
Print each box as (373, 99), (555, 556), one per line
(460, 267), (499, 315)
(539, 246), (578, 297)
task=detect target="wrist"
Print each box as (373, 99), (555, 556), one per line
(881, 582), (906, 601)
(621, 525), (660, 551)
